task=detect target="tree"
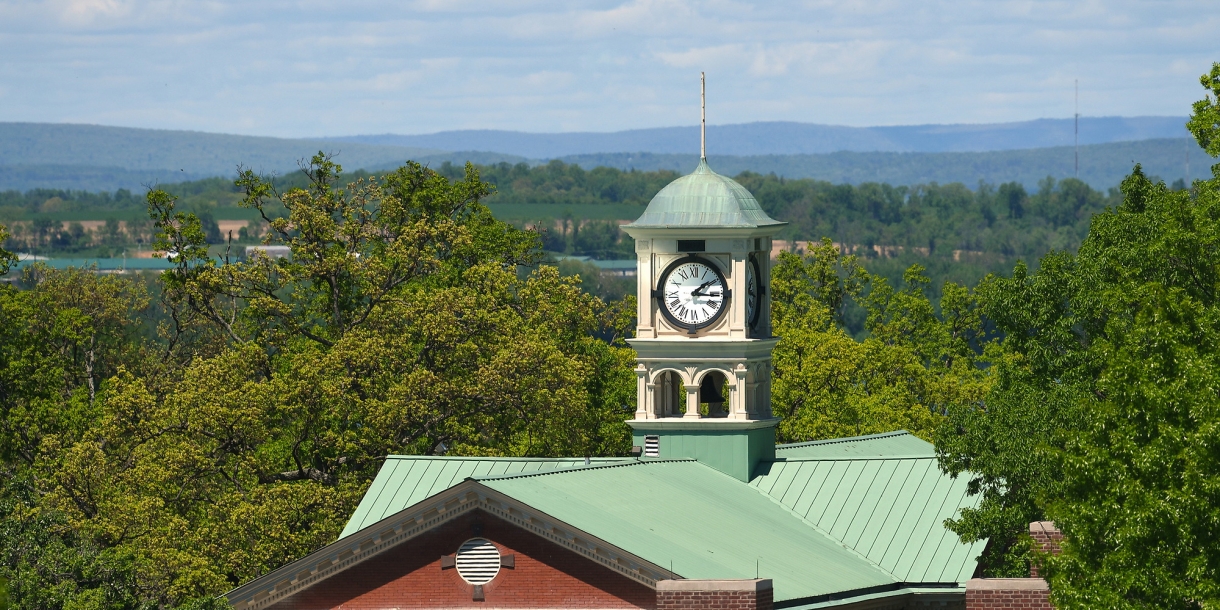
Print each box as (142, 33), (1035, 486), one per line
(1038, 89), (1220, 605)
(0, 225), (14, 275)
(770, 239), (989, 443)
(936, 252), (1093, 576)
(938, 64), (1220, 604)
(1187, 62), (1220, 158)
(0, 253), (156, 610)
(0, 155), (637, 607)
(0, 156), (638, 609)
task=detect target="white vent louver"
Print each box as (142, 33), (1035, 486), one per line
(456, 538), (501, 585)
(644, 435), (660, 457)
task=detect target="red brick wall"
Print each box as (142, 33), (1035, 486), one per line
(966, 579), (1051, 610)
(1028, 521), (1062, 578)
(267, 510), (655, 609)
(656, 588), (772, 610)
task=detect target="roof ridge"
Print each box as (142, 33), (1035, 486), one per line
(470, 458), (697, 481)
(769, 454), (937, 463)
(775, 430), (913, 450)
(381, 455), (630, 462)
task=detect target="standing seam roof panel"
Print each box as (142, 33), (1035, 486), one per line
(749, 456), (983, 585)
(767, 458), (803, 503)
(917, 482), (974, 582)
(828, 460), (887, 543)
(839, 459), (901, 550)
(888, 467), (958, 580)
(787, 461), (829, 517)
(805, 460), (854, 524)
(858, 458), (922, 561)
(821, 461), (871, 533)
(875, 459), (941, 573)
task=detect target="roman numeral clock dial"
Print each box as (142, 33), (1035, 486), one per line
(656, 257), (730, 332)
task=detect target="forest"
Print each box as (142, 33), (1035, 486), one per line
(0, 64), (1218, 610)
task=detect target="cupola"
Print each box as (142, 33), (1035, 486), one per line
(622, 73), (784, 481)
(625, 159), (784, 229)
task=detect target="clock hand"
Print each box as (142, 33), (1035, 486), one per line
(690, 280), (715, 297)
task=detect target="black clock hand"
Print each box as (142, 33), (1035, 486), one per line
(690, 280), (715, 297)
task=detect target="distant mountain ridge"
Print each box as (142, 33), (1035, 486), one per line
(0, 120), (1205, 193)
(326, 116), (1190, 158)
(0, 122), (450, 176)
(559, 138), (1204, 193)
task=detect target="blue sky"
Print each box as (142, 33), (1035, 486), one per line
(0, 0), (1214, 138)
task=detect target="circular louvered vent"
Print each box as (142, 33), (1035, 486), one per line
(455, 538), (501, 585)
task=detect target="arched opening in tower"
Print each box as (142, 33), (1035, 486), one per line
(699, 371), (728, 418)
(657, 370), (684, 417)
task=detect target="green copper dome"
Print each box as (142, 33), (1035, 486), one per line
(625, 159), (785, 229)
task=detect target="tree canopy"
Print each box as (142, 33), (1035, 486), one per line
(0, 157), (636, 609)
(936, 62), (1220, 608)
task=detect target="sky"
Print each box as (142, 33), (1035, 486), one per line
(0, 0), (1215, 138)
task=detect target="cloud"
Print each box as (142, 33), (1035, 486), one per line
(0, 0), (1212, 136)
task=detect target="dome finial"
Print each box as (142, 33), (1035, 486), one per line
(700, 71), (706, 161)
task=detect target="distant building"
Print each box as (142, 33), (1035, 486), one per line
(245, 245), (292, 260)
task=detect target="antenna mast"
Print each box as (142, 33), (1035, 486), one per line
(701, 72), (707, 160)
(1074, 79), (1079, 178)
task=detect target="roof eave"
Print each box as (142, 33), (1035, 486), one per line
(223, 480), (677, 610)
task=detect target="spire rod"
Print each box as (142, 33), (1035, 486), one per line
(700, 71), (706, 160)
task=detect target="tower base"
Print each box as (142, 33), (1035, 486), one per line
(627, 418), (778, 482)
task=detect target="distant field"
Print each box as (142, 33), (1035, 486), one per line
(486, 203), (644, 221)
(0, 207), (262, 224)
(0, 204), (634, 228)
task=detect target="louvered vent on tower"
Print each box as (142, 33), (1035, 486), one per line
(644, 435), (660, 457)
(455, 538), (501, 585)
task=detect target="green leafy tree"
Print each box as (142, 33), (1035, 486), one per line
(0, 225), (14, 275)
(0, 155), (638, 608)
(939, 65), (1220, 602)
(1187, 62), (1220, 158)
(770, 239), (989, 442)
(1038, 86), (1220, 606)
(0, 155), (638, 609)
(935, 251), (1093, 576)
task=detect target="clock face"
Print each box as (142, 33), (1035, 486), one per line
(746, 257), (761, 329)
(657, 257), (729, 330)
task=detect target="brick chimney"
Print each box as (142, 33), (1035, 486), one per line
(1029, 521), (1063, 578)
(965, 521), (1063, 609)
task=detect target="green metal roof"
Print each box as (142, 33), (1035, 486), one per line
(479, 460), (897, 602)
(624, 159), (785, 229)
(750, 456), (984, 583)
(775, 431), (934, 459)
(338, 456), (629, 538)
(332, 431), (983, 604)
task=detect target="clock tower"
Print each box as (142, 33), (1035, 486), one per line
(621, 87), (785, 480)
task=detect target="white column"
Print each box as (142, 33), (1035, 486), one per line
(636, 243), (655, 338)
(731, 363), (749, 419)
(730, 250), (747, 339)
(684, 384), (701, 418)
(635, 364), (650, 420)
